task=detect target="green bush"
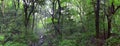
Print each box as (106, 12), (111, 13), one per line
(105, 37), (120, 46)
(59, 40), (76, 46)
(4, 41), (27, 46)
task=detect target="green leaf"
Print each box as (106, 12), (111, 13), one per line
(114, 0), (120, 6)
(0, 35), (5, 41)
(61, 0), (69, 4)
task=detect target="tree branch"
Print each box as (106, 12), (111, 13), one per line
(114, 5), (120, 14)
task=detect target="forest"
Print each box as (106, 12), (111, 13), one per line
(0, 0), (120, 46)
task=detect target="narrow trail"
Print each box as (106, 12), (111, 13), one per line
(31, 26), (47, 46)
(31, 29), (46, 46)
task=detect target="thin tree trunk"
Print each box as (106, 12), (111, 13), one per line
(32, 12), (35, 30)
(51, 0), (57, 32)
(57, 0), (62, 35)
(95, 0), (100, 38)
(107, 16), (112, 38)
(23, 0), (28, 28)
(103, 0), (107, 39)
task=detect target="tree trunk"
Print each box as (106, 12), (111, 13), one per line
(57, 0), (62, 35)
(107, 17), (112, 38)
(95, 0), (100, 38)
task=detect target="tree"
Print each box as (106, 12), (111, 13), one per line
(106, 2), (120, 38)
(95, 0), (100, 38)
